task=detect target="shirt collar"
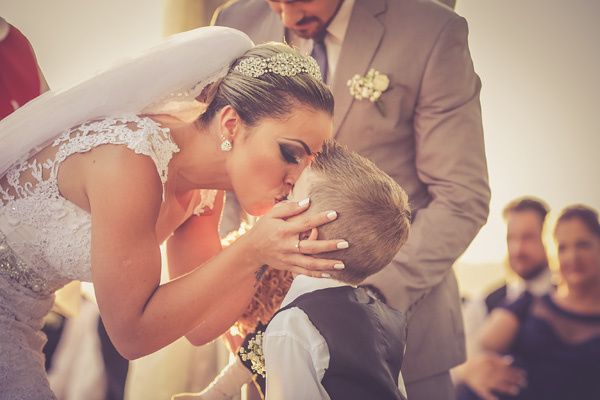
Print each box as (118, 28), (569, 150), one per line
(286, 0), (355, 49)
(507, 267), (554, 300)
(280, 274), (349, 308)
(326, 0), (355, 44)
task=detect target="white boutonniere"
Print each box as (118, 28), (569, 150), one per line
(347, 68), (390, 116)
(238, 330), (266, 378)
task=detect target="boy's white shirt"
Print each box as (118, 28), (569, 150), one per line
(263, 275), (348, 400)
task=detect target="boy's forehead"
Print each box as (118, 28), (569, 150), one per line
(291, 168), (317, 200)
(300, 167), (317, 183)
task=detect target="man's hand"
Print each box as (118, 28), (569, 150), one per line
(461, 353), (527, 400)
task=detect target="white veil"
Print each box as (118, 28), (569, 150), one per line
(0, 26), (254, 175)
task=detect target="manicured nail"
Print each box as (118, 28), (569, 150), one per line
(336, 241), (349, 249)
(326, 210), (337, 220)
(334, 263), (345, 270)
(321, 273), (332, 278)
(298, 197), (310, 207)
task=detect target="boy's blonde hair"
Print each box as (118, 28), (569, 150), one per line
(308, 141), (411, 285)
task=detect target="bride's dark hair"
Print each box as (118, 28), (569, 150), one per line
(198, 42), (334, 126)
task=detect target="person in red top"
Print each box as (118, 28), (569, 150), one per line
(0, 17), (48, 119)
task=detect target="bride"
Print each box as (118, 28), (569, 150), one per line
(0, 27), (345, 399)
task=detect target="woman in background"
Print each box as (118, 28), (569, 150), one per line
(464, 205), (600, 400)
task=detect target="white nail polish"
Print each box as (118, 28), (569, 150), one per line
(321, 273), (332, 278)
(334, 263), (345, 270)
(326, 211), (337, 220)
(298, 198), (310, 207)
(336, 241), (349, 249)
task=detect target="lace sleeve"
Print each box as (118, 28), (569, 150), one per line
(192, 189), (218, 216)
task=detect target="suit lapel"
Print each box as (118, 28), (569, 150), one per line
(332, 0), (386, 136)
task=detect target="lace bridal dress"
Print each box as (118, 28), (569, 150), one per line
(0, 27), (252, 399)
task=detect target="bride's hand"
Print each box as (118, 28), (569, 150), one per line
(241, 198), (347, 277)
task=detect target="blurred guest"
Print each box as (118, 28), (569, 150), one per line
(454, 198), (553, 398)
(459, 204), (600, 400)
(463, 198), (554, 350)
(0, 17), (48, 119)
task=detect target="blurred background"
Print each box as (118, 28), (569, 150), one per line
(1, 0), (599, 398)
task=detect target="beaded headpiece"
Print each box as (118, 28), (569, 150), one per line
(233, 52), (322, 81)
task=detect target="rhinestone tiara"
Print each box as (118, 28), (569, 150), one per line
(233, 52), (322, 81)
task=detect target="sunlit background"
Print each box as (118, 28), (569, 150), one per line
(1, 0), (599, 397)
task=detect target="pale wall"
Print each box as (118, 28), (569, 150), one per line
(454, 0), (600, 295)
(1, 0), (164, 88)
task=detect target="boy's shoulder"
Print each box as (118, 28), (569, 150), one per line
(280, 285), (397, 315)
(272, 285), (406, 340)
(265, 301), (325, 349)
(267, 286), (355, 330)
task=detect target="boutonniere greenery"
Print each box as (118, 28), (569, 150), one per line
(347, 68), (390, 116)
(238, 330), (266, 378)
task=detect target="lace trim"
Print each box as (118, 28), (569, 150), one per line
(52, 115), (179, 185)
(0, 115), (180, 292)
(1, 115), (179, 205)
(193, 189), (218, 215)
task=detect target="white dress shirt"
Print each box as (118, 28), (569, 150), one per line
(263, 275), (349, 400)
(287, 0), (355, 84)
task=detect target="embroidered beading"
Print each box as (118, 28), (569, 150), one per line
(0, 234), (47, 294)
(234, 53), (322, 81)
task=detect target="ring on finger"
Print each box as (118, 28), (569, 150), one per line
(295, 239), (301, 253)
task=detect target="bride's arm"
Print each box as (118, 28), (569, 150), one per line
(87, 151), (341, 359)
(166, 191), (224, 281)
(166, 191), (251, 345)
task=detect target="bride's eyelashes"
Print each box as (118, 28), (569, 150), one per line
(279, 143), (301, 164)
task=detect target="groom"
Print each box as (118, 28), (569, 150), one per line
(213, 0), (490, 398)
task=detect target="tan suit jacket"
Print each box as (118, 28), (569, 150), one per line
(214, 0), (490, 382)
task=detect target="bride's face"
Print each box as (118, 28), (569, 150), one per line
(228, 107), (332, 216)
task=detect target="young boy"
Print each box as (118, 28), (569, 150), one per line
(174, 141), (411, 400)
